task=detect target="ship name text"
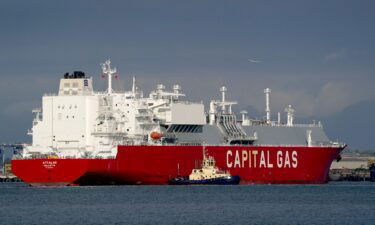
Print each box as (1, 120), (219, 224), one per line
(42, 161), (58, 169)
(226, 150), (298, 168)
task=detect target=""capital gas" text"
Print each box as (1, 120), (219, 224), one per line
(226, 150), (297, 169)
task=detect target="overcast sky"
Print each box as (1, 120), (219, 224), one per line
(1, 0), (374, 143)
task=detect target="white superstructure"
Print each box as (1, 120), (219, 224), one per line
(24, 60), (206, 159)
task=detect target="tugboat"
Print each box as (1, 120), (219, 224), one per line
(169, 147), (240, 185)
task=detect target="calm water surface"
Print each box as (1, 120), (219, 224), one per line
(0, 182), (374, 225)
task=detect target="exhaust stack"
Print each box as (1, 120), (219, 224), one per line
(264, 88), (271, 124)
(220, 86), (227, 112)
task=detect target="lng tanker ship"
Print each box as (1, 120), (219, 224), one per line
(12, 60), (346, 186)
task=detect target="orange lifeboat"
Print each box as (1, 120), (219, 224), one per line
(150, 131), (162, 140)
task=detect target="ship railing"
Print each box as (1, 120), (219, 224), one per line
(13, 155), (117, 160)
(12, 155), (24, 160)
(175, 100), (203, 105)
(137, 142), (338, 148)
(251, 142), (346, 148)
(94, 91), (128, 95)
(43, 93), (57, 96)
(135, 112), (151, 117)
(284, 123), (322, 128)
(247, 123), (322, 128)
(116, 142), (345, 148)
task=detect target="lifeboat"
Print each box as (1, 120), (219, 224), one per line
(150, 131), (162, 140)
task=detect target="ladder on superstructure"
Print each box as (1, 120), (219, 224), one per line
(217, 113), (247, 139)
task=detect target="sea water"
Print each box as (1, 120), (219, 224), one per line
(0, 182), (374, 225)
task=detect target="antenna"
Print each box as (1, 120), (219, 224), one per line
(202, 145), (206, 160)
(101, 59), (117, 94)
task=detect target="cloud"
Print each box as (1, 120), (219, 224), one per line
(260, 80), (375, 118)
(134, 72), (373, 119)
(248, 58), (262, 63)
(324, 48), (347, 61)
(313, 81), (375, 116)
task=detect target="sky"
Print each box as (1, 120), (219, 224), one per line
(0, 0), (374, 147)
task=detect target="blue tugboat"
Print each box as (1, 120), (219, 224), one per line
(169, 147), (240, 185)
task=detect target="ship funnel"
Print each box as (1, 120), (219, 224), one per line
(264, 88), (271, 124)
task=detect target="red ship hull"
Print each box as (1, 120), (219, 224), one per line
(11, 145), (344, 186)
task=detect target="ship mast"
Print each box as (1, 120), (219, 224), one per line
(202, 145), (206, 161)
(101, 59), (117, 94)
